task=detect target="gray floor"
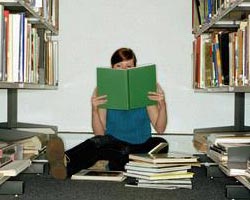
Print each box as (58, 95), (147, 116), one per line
(0, 165), (240, 200)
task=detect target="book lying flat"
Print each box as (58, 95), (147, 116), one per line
(124, 171), (194, 180)
(125, 181), (192, 189)
(129, 152), (198, 164)
(97, 64), (157, 110)
(219, 162), (248, 176)
(125, 164), (191, 173)
(0, 159), (31, 176)
(126, 161), (201, 168)
(138, 178), (192, 184)
(71, 169), (126, 182)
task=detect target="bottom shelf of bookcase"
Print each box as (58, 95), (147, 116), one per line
(0, 180), (23, 195)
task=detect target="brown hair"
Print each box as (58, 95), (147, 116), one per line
(111, 48), (137, 67)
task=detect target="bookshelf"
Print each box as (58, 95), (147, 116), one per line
(192, 0), (250, 134)
(0, 0), (59, 195)
(193, 1), (250, 198)
(0, 0), (59, 133)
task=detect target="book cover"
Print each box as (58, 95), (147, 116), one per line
(129, 152), (198, 164)
(71, 169), (125, 182)
(97, 64), (157, 110)
(0, 159), (31, 176)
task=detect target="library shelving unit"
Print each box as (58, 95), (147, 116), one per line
(193, 0), (250, 133)
(0, 0), (59, 195)
(192, 0), (250, 198)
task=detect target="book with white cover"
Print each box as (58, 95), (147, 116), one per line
(124, 171), (194, 180)
(0, 159), (31, 176)
(125, 164), (191, 173)
(129, 152), (198, 164)
(219, 162), (248, 176)
(125, 181), (192, 189)
(71, 169), (125, 182)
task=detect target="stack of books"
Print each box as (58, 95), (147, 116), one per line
(0, 142), (20, 168)
(124, 152), (199, 189)
(206, 134), (250, 187)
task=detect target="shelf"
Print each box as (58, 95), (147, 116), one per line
(193, 0), (250, 37)
(0, 0), (58, 35)
(194, 86), (250, 93)
(0, 82), (58, 90)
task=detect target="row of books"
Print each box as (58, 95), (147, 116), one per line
(26, 0), (59, 30)
(193, 18), (250, 89)
(0, 5), (59, 85)
(192, 0), (242, 31)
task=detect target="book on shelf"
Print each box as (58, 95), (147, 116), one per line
(129, 152), (198, 164)
(235, 175), (250, 190)
(0, 156), (12, 168)
(0, 142), (17, 158)
(71, 169), (125, 182)
(14, 135), (46, 155)
(219, 162), (248, 176)
(97, 64), (157, 110)
(207, 134), (250, 146)
(0, 159), (31, 176)
(15, 127), (56, 135)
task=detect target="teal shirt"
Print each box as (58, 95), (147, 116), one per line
(105, 108), (151, 144)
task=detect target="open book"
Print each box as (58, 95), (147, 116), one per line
(97, 64), (157, 110)
(71, 169), (125, 182)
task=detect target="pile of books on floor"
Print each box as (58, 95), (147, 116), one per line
(124, 152), (199, 190)
(0, 141), (31, 178)
(206, 134), (250, 190)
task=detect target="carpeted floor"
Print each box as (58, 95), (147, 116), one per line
(0, 164), (240, 200)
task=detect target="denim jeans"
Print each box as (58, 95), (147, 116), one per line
(65, 135), (168, 177)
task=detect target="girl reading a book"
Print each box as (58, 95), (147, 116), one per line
(47, 48), (168, 180)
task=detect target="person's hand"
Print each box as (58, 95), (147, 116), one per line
(148, 83), (166, 106)
(91, 88), (107, 111)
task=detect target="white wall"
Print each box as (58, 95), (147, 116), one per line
(1, 0), (250, 144)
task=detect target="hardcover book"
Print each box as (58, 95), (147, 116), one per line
(71, 169), (125, 182)
(97, 64), (157, 110)
(129, 152), (198, 164)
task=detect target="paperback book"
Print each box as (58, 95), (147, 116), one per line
(97, 64), (157, 110)
(71, 169), (125, 182)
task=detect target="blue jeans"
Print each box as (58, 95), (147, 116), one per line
(65, 135), (168, 177)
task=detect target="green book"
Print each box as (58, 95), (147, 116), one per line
(97, 64), (157, 110)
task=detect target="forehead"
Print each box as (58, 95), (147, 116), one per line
(115, 59), (134, 65)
